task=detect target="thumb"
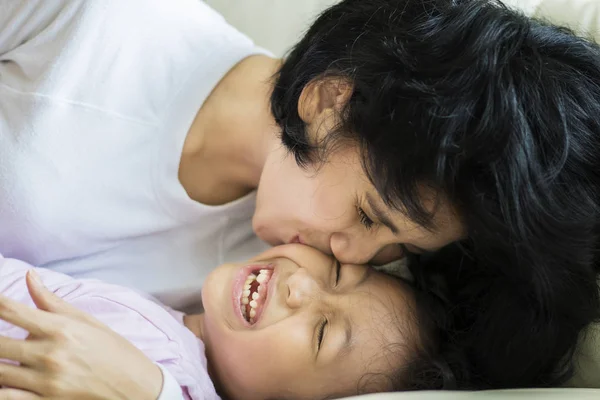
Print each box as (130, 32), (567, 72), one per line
(26, 270), (107, 328)
(26, 269), (65, 313)
(26, 270), (112, 330)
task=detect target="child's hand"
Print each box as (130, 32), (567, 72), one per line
(0, 270), (163, 400)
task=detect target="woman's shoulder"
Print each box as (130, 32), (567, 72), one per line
(0, 0), (256, 123)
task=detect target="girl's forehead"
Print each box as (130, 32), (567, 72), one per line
(338, 270), (414, 354)
(317, 275), (414, 396)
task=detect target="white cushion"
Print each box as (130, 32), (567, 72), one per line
(205, 0), (600, 55)
(503, 0), (600, 40)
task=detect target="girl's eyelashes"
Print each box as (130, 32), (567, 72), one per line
(335, 260), (341, 285)
(357, 206), (374, 229)
(317, 318), (328, 351)
(400, 243), (434, 256)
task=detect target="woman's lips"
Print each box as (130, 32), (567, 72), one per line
(290, 235), (303, 244)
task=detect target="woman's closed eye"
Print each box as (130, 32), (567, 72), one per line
(357, 206), (374, 230)
(334, 259), (341, 286)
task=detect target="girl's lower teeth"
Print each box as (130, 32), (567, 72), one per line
(240, 269), (272, 323)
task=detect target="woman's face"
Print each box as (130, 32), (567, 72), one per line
(200, 244), (416, 400)
(254, 140), (465, 265)
(253, 79), (465, 265)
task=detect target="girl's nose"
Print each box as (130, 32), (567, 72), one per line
(285, 267), (321, 309)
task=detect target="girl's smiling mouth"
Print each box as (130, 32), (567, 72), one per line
(238, 265), (274, 324)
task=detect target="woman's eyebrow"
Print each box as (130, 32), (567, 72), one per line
(366, 193), (399, 234)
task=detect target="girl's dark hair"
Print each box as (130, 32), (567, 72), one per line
(272, 0), (600, 389)
(347, 257), (467, 397)
(385, 254), (470, 392)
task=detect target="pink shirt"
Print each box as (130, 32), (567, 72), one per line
(0, 254), (219, 400)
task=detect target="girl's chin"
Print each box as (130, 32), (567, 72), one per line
(201, 263), (243, 322)
(200, 268), (226, 312)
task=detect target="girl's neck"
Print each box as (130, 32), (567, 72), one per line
(183, 313), (229, 398)
(183, 313), (205, 340)
(179, 55), (282, 205)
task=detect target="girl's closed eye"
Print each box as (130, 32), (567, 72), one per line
(317, 318), (328, 352)
(335, 260), (341, 286)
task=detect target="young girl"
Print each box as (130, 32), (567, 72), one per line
(0, 245), (447, 400)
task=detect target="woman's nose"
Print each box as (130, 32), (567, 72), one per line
(285, 268), (321, 309)
(329, 232), (377, 264)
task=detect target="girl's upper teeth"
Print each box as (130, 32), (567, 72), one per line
(240, 269), (273, 324)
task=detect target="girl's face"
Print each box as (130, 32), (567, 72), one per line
(253, 80), (465, 265)
(200, 244), (417, 400)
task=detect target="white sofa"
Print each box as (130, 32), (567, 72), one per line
(204, 0), (600, 398)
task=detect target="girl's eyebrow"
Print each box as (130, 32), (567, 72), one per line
(356, 266), (371, 288)
(334, 268), (372, 360)
(342, 315), (353, 355)
(327, 315), (354, 362)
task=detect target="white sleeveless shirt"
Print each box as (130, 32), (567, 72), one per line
(0, 0), (270, 310)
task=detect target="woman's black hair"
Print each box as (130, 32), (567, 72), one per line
(272, 0), (600, 388)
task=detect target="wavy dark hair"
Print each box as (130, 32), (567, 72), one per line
(271, 0), (600, 388)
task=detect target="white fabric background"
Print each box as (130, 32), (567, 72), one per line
(205, 0), (600, 56)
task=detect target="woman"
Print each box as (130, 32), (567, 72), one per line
(0, 0), (599, 398)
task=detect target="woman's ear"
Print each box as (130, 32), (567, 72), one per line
(297, 78), (353, 124)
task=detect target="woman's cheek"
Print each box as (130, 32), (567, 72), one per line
(309, 186), (352, 225)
